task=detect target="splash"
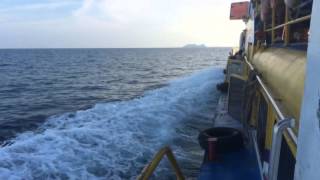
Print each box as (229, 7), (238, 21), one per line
(0, 67), (223, 179)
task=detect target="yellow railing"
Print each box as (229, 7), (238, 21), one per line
(137, 146), (185, 180)
(261, 0), (312, 46)
(265, 14), (311, 32)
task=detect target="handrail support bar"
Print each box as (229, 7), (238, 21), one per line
(137, 146), (185, 180)
(268, 118), (295, 180)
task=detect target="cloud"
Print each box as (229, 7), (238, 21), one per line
(0, 0), (245, 48)
(72, 0), (171, 25)
(69, 0), (245, 47)
(0, 1), (80, 23)
(0, 2), (74, 12)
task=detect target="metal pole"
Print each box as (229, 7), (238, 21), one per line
(268, 118), (295, 180)
(244, 57), (297, 145)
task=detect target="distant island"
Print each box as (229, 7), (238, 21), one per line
(182, 44), (207, 48)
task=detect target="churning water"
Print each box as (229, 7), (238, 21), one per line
(0, 48), (228, 179)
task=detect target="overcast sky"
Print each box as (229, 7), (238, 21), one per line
(0, 0), (245, 48)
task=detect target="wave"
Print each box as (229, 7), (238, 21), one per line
(0, 67), (224, 179)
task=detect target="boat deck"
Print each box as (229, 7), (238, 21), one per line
(198, 95), (261, 180)
(213, 94), (243, 129)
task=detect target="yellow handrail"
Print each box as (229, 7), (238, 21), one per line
(265, 14), (311, 32)
(137, 146), (185, 180)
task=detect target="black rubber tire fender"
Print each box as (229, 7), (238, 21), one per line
(198, 127), (243, 154)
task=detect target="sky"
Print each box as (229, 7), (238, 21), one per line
(0, 0), (245, 48)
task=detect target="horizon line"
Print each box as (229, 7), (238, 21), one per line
(0, 46), (233, 50)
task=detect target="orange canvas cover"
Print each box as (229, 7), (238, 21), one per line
(230, 1), (249, 20)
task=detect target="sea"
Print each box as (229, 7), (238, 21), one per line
(0, 48), (229, 179)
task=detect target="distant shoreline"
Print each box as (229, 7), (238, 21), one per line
(182, 44), (207, 48)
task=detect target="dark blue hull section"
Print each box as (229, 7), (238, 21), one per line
(199, 148), (261, 180)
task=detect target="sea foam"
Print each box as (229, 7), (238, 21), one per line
(0, 67), (223, 179)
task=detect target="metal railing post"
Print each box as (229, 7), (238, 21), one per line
(268, 118), (295, 180)
(137, 146), (185, 180)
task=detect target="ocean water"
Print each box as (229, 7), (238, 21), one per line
(0, 48), (228, 179)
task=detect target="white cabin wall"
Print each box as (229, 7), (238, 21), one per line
(294, 1), (320, 180)
(245, 2), (255, 51)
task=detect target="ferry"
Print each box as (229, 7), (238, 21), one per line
(137, 0), (319, 179)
